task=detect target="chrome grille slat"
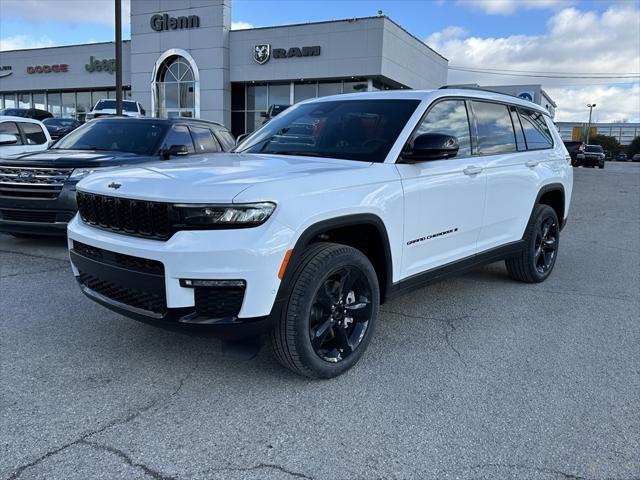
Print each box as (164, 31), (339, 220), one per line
(0, 165), (72, 199)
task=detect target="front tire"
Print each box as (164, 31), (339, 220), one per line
(506, 205), (560, 283)
(271, 243), (380, 379)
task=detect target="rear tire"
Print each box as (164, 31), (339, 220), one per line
(506, 205), (559, 283)
(271, 242), (379, 379)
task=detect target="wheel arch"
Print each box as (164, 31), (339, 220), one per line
(276, 214), (394, 305)
(534, 183), (566, 230)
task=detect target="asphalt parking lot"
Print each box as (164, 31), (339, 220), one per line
(1, 162), (639, 480)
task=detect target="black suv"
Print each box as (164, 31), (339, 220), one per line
(0, 117), (235, 237)
(580, 144), (606, 169)
(0, 108), (53, 121)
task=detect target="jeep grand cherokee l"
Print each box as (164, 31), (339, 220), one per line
(67, 89), (573, 379)
(0, 117), (235, 237)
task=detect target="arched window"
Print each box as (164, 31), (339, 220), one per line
(154, 54), (197, 118)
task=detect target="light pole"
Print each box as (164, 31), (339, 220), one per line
(115, 0), (123, 116)
(586, 103), (596, 144)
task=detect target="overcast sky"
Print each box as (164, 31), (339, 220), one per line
(0, 0), (638, 122)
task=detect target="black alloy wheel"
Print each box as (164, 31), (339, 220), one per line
(533, 217), (558, 275)
(309, 266), (373, 363)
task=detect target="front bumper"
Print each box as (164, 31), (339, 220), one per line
(67, 216), (296, 332)
(578, 155), (604, 166)
(0, 182), (77, 236)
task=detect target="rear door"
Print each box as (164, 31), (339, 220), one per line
(396, 98), (487, 278)
(18, 122), (50, 153)
(475, 103), (557, 252)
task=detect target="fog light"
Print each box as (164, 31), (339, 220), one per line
(180, 279), (246, 288)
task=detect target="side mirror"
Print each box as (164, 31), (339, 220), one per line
(260, 111), (268, 118)
(0, 134), (19, 145)
(236, 133), (250, 145)
(140, 108), (146, 116)
(161, 144), (189, 159)
(401, 133), (459, 162)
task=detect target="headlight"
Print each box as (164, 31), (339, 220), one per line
(175, 202), (276, 227)
(69, 167), (107, 181)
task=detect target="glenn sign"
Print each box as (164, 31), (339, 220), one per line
(150, 13), (200, 32)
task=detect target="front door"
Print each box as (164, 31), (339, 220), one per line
(396, 99), (487, 279)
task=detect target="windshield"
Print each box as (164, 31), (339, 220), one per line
(236, 99), (420, 162)
(94, 100), (138, 112)
(44, 118), (77, 127)
(586, 145), (603, 153)
(52, 120), (168, 154)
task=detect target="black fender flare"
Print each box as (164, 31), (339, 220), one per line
(529, 182), (566, 231)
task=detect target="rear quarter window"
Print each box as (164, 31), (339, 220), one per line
(517, 108), (554, 150)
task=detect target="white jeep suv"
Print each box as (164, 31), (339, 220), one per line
(67, 89), (573, 379)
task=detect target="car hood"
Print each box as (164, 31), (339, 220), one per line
(77, 153), (373, 203)
(0, 149), (156, 168)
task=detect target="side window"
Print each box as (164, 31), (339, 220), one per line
(413, 99), (472, 157)
(517, 108), (553, 150)
(214, 128), (236, 151)
(191, 126), (221, 153)
(162, 125), (195, 153)
(0, 122), (23, 145)
(509, 106), (527, 151)
(472, 101), (517, 155)
(19, 122), (48, 145)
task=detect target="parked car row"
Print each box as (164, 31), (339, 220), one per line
(0, 117), (235, 237)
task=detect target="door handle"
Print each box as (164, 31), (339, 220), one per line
(463, 165), (483, 176)
(525, 160), (540, 168)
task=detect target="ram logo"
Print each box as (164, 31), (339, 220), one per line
(253, 44), (271, 65)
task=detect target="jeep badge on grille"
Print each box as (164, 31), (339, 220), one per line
(108, 182), (121, 189)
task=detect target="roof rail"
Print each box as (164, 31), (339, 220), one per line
(439, 85), (514, 96)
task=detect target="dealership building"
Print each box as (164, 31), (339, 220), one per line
(0, 0), (448, 136)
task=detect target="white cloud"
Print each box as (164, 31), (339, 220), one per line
(458, 0), (573, 15)
(426, 5), (640, 121)
(231, 21), (255, 30)
(0, 0), (131, 27)
(0, 35), (55, 51)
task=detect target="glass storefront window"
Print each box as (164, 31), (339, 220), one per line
(76, 92), (91, 121)
(47, 92), (61, 116)
(343, 80), (368, 94)
(61, 92), (76, 118)
(318, 82), (342, 97)
(246, 112), (265, 133)
(268, 83), (290, 106)
(19, 93), (31, 108)
(247, 84), (267, 111)
(32, 93), (45, 110)
(3, 94), (16, 109)
(231, 84), (245, 110)
(294, 82), (317, 103)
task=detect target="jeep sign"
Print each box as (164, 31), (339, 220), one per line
(150, 13), (200, 32)
(85, 56), (116, 74)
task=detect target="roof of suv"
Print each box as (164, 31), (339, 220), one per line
(0, 115), (46, 125)
(304, 88), (551, 115)
(89, 116), (227, 129)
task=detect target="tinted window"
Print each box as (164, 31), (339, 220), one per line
(52, 120), (167, 154)
(43, 118), (79, 127)
(214, 128), (235, 151)
(414, 99), (471, 157)
(20, 122), (47, 144)
(518, 108), (553, 150)
(163, 125), (195, 153)
(236, 99), (420, 163)
(191, 127), (221, 153)
(585, 145), (603, 153)
(473, 101), (517, 155)
(0, 121), (22, 144)
(509, 107), (526, 151)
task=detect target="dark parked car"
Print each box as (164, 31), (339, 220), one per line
(563, 140), (585, 167)
(0, 108), (53, 121)
(43, 118), (83, 139)
(0, 117), (235, 237)
(577, 144), (605, 168)
(615, 152), (628, 161)
(632, 154), (640, 162)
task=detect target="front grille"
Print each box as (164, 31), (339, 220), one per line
(73, 241), (164, 275)
(195, 286), (245, 318)
(0, 165), (72, 199)
(76, 192), (171, 240)
(0, 209), (57, 223)
(78, 271), (167, 315)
